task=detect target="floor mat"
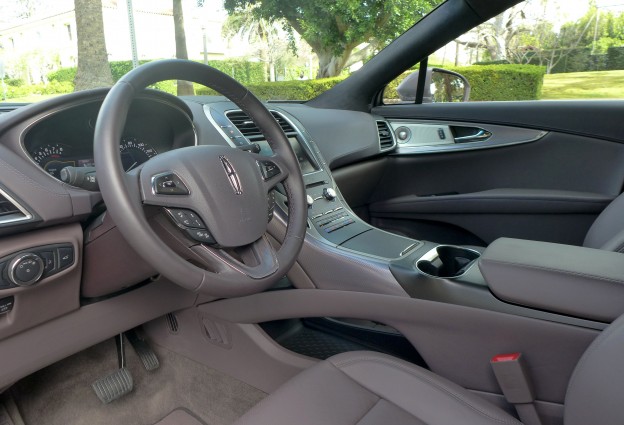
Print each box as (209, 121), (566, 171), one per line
(153, 409), (206, 425)
(10, 338), (265, 425)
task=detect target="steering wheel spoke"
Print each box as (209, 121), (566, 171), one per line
(194, 235), (279, 280)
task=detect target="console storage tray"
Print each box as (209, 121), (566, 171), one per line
(479, 238), (624, 322)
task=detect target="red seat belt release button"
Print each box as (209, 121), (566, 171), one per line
(490, 352), (535, 404)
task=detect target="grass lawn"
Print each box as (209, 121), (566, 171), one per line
(542, 70), (624, 100)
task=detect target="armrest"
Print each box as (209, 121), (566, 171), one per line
(479, 238), (624, 322)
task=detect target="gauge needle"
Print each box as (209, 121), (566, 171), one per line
(126, 161), (138, 172)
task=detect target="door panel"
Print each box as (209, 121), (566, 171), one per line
(350, 102), (624, 245)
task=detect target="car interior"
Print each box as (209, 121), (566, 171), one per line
(1, 0), (624, 424)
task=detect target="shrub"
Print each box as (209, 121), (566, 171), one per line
(385, 64), (545, 101)
(606, 46), (624, 70)
(47, 67), (77, 83)
(47, 59), (266, 87)
(5, 81), (74, 99)
(196, 76), (347, 101)
(451, 64), (545, 101)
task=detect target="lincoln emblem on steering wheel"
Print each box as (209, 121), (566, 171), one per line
(220, 155), (243, 195)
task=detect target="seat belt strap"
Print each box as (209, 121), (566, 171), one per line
(490, 353), (542, 425)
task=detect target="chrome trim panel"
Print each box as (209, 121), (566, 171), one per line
(0, 186), (33, 225)
(389, 120), (547, 155)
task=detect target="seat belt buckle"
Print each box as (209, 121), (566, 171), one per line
(490, 352), (535, 404)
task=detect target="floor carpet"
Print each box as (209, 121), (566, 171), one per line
(9, 337), (266, 425)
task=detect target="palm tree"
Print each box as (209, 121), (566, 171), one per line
(73, 0), (113, 91)
(173, 0), (194, 95)
(222, 6), (283, 82)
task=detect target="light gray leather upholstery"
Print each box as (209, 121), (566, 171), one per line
(236, 312), (624, 425)
(479, 238), (624, 322)
(233, 351), (521, 425)
(564, 312), (624, 425)
(584, 192), (624, 252)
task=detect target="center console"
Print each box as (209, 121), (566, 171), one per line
(208, 105), (610, 332)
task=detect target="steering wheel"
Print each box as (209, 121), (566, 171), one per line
(94, 59), (307, 297)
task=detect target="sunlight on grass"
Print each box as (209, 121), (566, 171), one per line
(542, 70), (624, 100)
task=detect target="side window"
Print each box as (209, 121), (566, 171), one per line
(384, 0), (624, 104)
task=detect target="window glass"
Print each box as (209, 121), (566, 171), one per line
(0, 0), (443, 104)
(384, 0), (624, 104)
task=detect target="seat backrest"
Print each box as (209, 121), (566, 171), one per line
(583, 193), (624, 252)
(564, 312), (624, 425)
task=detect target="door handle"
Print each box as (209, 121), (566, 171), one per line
(454, 129), (492, 143)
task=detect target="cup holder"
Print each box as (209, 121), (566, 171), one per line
(416, 245), (481, 278)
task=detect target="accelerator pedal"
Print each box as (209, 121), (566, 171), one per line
(92, 334), (134, 404)
(127, 329), (160, 371)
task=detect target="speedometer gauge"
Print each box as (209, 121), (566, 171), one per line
(119, 137), (158, 171)
(31, 143), (74, 179)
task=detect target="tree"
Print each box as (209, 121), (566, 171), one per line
(224, 0), (442, 78)
(73, 0), (113, 91)
(222, 6), (285, 81)
(173, 0), (195, 95)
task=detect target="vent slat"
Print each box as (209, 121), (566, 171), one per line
(376, 121), (396, 151)
(226, 110), (296, 137)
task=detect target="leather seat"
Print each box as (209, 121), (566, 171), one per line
(583, 193), (624, 252)
(234, 312), (624, 425)
(234, 351), (521, 425)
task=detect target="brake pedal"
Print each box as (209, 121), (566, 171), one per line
(92, 334), (134, 404)
(92, 367), (133, 404)
(127, 329), (160, 371)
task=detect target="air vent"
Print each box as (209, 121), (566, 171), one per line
(225, 110), (296, 138)
(377, 121), (396, 152)
(0, 188), (31, 225)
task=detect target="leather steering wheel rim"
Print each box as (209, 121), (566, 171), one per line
(94, 59), (307, 297)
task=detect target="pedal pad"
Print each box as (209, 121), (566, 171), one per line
(92, 367), (133, 404)
(127, 330), (160, 371)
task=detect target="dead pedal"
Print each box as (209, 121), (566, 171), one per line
(92, 367), (133, 404)
(127, 329), (160, 371)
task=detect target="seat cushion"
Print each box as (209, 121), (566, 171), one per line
(233, 351), (522, 425)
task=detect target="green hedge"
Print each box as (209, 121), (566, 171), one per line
(384, 64), (545, 101)
(39, 63), (544, 102)
(48, 59), (265, 86)
(451, 65), (545, 101)
(5, 81), (74, 98)
(606, 46), (624, 70)
(196, 76), (347, 100)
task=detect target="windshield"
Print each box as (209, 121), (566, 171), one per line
(0, 0), (443, 103)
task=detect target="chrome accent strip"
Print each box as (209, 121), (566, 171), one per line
(0, 187), (33, 225)
(389, 120), (547, 155)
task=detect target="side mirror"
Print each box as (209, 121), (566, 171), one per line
(397, 67), (470, 103)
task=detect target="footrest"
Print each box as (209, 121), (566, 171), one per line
(92, 367), (133, 404)
(127, 330), (160, 371)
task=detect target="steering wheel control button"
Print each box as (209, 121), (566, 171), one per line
(152, 172), (190, 195)
(257, 160), (281, 180)
(268, 190), (276, 222)
(165, 208), (206, 229)
(185, 228), (216, 244)
(58, 247), (74, 270)
(9, 253), (45, 286)
(323, 187), (337, 201)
